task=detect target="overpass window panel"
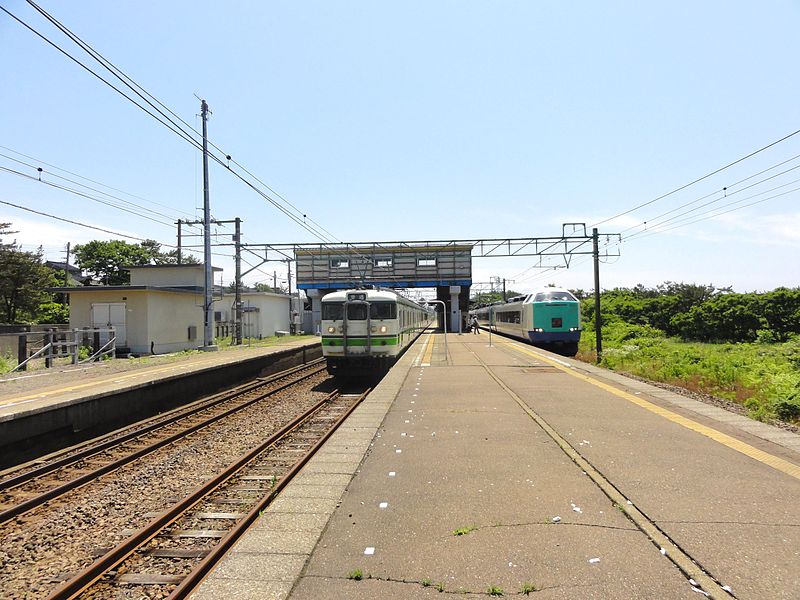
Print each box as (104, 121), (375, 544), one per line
(417, 258), (436, 267)
(375, 258), (393, 268)
(322, 303), (343, 320)
(330, 259), (349, 268)
(347, 304), (367, 320)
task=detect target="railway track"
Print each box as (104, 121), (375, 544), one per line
(0, 360), (326, 525)
(45, 388), (368, 600)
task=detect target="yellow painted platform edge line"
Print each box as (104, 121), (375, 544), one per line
(504, 340), (800, 482)
(420, 333), (435, 366)
(2, 363), (200, 405)
(3, 341), (320, 406)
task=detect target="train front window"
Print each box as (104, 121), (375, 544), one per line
(347, 304), (368, 320)
(322, 303), (344, 320)
(534, 291), (577, 302)
(370, 302), (396, 320)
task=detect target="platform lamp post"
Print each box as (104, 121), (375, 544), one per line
(421, 299), (448, 364)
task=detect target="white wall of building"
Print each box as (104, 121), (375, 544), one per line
(68, 288), (205, 354)
(226, 292), (290, 338)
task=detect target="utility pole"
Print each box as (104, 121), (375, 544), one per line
(502, 278), (507, 302)
(286, 259), (293, 334)
(234, 217), (242, 345)
(592, 227), (602, 362)
(176, 219), (182, 264)
(63, 242), (70, 308)
(200, 99), (216, 351)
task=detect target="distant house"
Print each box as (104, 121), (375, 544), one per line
(52, 264), (222, 355)
(45, 261), (86, 286)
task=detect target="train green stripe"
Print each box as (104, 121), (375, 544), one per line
(321, 336), (399, 347)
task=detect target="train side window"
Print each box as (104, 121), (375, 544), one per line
(370, 302), (397, 319)
(347, 304), (367, 320)
(330, 259), (349, 269)
(322, 303), (343, 320)
(417, 258), (436, 267)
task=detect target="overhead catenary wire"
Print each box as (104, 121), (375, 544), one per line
(510, 148), (800, 284)
(618, 154), (800, 236)
(8, 2), (347, 250)
(592, 127), (800, 227)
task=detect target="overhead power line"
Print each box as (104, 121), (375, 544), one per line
(0, 145), (200, 221)
(593, 127), (800, 227)
(7, 1), (347, 252)
(0, 198), (161, 243)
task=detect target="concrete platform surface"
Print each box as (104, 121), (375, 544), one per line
(0, 337), (319, 421)
(188, 332), (799, 600)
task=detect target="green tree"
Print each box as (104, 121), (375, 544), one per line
(140, 239), (199, 265)
(471, 289), (523, 306)
(0, 224), (58, 323)
(73, 240), (152, 284)
(759, 288), (800, 341)
(36, 301), (70, 324)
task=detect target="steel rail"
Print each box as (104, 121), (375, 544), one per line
(168, 388), (369, 598)
(46, 388), (365, 600)
(0, 358), (324, 491)
(0, 361), (326, 524)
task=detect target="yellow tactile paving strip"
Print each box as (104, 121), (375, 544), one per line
(2, 363), (196, 408)
(502, 340), (800, 482)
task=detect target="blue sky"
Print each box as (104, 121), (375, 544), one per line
(1, 1), (799, 294)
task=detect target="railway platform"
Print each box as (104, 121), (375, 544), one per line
(190, 331), (800, 600)
(0, 337), (321, 467)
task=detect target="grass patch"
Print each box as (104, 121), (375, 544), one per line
(521, 582), (537, 594)
(347, 569), (363, 580)
(580, 325), (800, 424)
(487, 585), (504, 596)
(452, 525), (478, 536)
(215, 334), (315, 349)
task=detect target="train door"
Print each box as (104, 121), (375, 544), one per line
(343, 293), (370, 356)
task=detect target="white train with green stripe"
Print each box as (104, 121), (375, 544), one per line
(321, 288), (434, 377)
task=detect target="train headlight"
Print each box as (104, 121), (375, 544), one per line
(569, 327), (579, 332)
(327, 326), (336, 333)
(534, 328), (544, 332)
(370, 326), (377, 333)
(379, 325), (387, 333)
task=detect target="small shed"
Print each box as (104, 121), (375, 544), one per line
(53, 264), (221, 355)
(221, 292), (291, 338)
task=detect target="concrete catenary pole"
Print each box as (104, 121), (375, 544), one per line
(234, 217), (242, 345)
(592, 227), (602, 362)
(200, 99), (216, 351)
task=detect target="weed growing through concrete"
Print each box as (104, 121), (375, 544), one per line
(487, 584), (504, 596)
(421, 578), (432, 587)
(453, 525), (478, 536)
(436, 581), (445, 592)
(521, 582), (537, 594)
(347, 569), (363, 580)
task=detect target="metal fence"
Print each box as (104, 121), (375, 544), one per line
(7, 327), (117, 372)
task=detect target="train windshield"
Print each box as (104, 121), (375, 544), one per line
(370, 302), (397, 320)
(347, 304), (368, 320)
(322, 303), (344, 320)
(534, 291), (577, 302)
